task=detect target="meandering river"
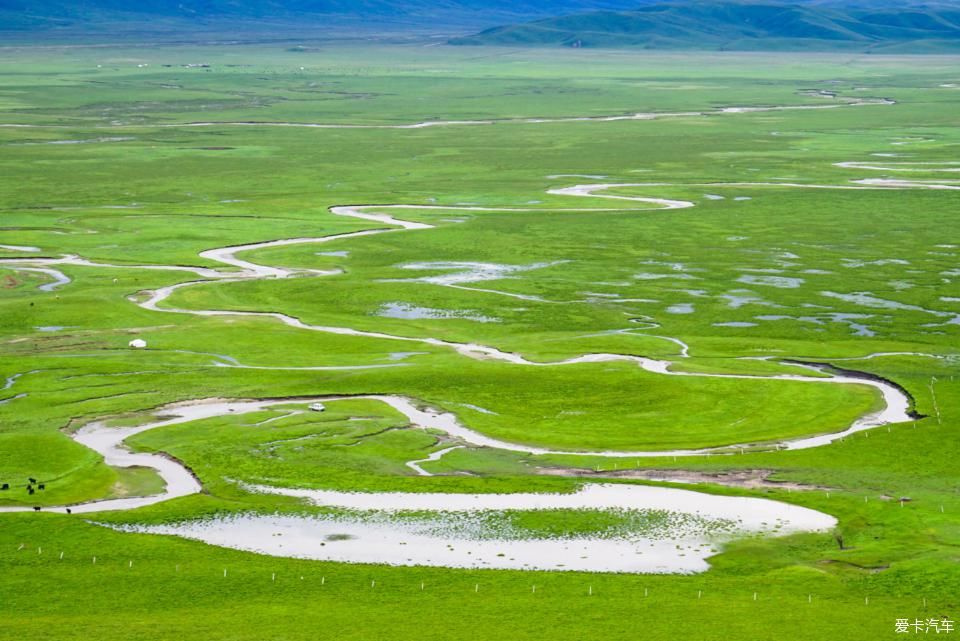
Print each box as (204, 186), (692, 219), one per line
(0, 169), (943, 572)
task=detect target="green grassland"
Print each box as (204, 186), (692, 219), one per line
(1, 43), (959, 640)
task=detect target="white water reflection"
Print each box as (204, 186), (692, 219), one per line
(114, 482), (836, 573)
(112, 513), (724, 573)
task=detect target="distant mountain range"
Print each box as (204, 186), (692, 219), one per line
(0, 1), (651, 35)
(4, 0), (960, 48)
(450, 1), (960, 51)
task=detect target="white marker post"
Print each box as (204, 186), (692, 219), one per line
(930, 377), (941, 425)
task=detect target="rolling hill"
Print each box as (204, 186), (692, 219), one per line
(450, 1), (960, 51)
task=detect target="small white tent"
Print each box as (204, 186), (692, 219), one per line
(129, 339), (147, 349)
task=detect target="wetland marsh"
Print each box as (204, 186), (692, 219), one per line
(0, 43), (958, 641)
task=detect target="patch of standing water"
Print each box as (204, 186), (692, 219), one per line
(820, 291), (919, 311)
(736, 275), (805, 289)
(386, 351), (429, 361)
(828, 314), (878, 337)
(821, 292), (960, 327)
(841, 258), (909, 268)
(389, 261), (563, 286)
(376, 303), (500, 323)
(115, 482), (834, 574)
(639, 259), (701, 273)
(666, 303), (695, 314)
(755, 313), (877, 337)
(720, 290), (782, 309)
(635, 272), (698, 281)
(713, 322), (758, 328)
(889, 281), (914, 291)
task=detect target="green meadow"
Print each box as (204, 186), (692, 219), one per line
(1, 43), (959, 639)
